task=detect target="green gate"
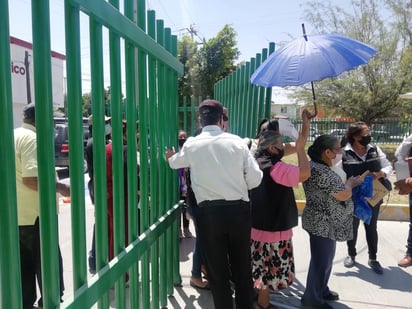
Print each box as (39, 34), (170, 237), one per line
(214, 43), (275, 138)
(1, 1), (184, 308)
(178, 42), (275, 139)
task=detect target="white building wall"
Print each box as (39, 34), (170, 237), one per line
(10, 37), (65, 127)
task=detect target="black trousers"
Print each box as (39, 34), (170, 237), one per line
(197, 200), (253, 309)
(302, 233), (336, 306)
(347, 202), (381, 260)
(19, 218), (64, 309)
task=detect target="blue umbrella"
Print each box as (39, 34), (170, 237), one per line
(250, 24), (377, 117)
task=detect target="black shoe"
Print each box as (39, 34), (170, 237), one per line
(368, 259), (383, 274)
(323, 290), (339, 301)
(343, 255), (355, 268)
(88, 255), (96, 274)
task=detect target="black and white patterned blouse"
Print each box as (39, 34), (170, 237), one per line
(302, 161), (354, 242)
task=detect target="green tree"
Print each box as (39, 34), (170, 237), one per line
(177, 35), (199, 99)
(190, 25), (240, 98)
(300, 0), (412, 124)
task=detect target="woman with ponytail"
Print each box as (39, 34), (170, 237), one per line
(301, 135), (362, 309)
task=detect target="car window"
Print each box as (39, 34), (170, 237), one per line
(55, 125), (68, 143)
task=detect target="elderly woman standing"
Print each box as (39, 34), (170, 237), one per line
(301, 135), (362, 309)
(250, 109), (310, 309)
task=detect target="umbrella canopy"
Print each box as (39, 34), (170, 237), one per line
(250, 26), (377, 118)
(400, 92), (412, 99)
(251, 33), (377, 88)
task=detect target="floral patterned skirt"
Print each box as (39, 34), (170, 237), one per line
(251, 238), (295, 290)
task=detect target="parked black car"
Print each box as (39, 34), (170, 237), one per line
(54, 118), (89, 171)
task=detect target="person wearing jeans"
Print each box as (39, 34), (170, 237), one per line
(185, 168), (208, 289)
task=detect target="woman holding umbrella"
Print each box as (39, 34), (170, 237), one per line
(250, 109), (311, 309)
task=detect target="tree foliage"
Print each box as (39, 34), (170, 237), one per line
(177, 35), (199, 99)
(300, 0), (412, 124)
(177, 25), (240, 100)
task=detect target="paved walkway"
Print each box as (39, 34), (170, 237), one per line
(171, 217), (412, 309)
(56, 175), (412, 308)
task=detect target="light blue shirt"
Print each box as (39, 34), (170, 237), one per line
(168, 125), (262, 203)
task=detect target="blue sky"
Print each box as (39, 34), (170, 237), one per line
(8, 0), (325, 63)
(145, 0), (311, 62)
(8, 0), (348, 93)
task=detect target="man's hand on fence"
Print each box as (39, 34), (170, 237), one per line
(165, 147), (176, 160)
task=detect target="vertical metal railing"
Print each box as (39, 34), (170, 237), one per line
(0, 1), (22, 308)
(32, 2), (64, 308)
(3, 0), (183, 308)
(214, 42), (275, 137)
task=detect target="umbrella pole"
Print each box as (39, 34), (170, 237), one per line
(309, 81), (318, 118)
(303, 24), (318, 118)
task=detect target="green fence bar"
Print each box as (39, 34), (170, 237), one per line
(64, 0), (88, 291)
(257, 48), (268, 125)
(147, 10), (161, 308)
(0, 1), (22, 308)
(263, 42), (275, 119)
(124, 0), (139, 308)
(89, 15), (110, 309)
(156, 18), (168, 308)
(32, 2), (62, 308)
(108, 1), (127, 307)
(171, 33), (182, 289)
(164, 26), (176, 297)
(136, 0), (152, 308)
(251, 53), (262, 136)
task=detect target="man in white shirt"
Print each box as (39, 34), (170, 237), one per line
(166, 99), (262, 309)
(394, 135), (412, 267)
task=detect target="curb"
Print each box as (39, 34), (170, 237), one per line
(296, 200), (410, 222)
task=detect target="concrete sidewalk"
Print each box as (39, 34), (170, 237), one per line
(56, 175), (412, 308)
(170, 218), (412, 309)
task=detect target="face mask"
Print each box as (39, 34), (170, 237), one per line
(359, 135), (371, 146)
(178, 138), (186, 147)
(105, 124), (112, 136)
(332, 153), (342, 166)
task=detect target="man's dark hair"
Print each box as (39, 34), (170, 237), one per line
(23, 103), (35, 123)
(198, 100), (224, 127)
(200, 109), (222, 126)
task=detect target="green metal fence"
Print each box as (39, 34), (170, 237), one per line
(178, 43), (276, 138)
(293, 118), (412, 144)
(1, 1), (183, 308)
(213, 43), (275, 138)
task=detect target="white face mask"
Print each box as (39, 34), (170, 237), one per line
(332, 153), (343, 166)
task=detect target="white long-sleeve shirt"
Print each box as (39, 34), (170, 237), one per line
(395, 134), (412, 161)
(168, 125), (262, 203)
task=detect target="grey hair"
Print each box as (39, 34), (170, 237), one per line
(257, 130), (282, 153)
